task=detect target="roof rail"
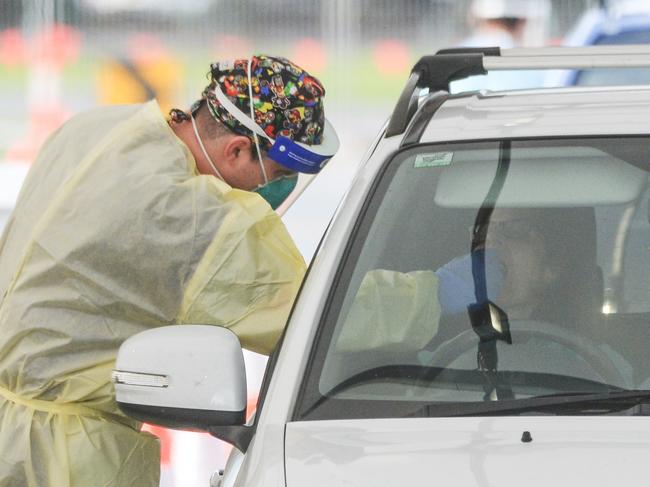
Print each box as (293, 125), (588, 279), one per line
(400, 91), (449, 148)
(386, 45), (650, 137)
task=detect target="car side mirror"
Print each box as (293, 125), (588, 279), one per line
(113, 325), (247, 431)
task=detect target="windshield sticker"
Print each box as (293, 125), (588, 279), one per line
(414, 152), (453, 168)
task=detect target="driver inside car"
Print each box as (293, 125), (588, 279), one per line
(434, 205), (633, 389)
(438, 207), (575, 323)
(335, 205), (634, 390)
(337, 206), (578, 351)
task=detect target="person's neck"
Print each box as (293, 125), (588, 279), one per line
(169, 119), (214, 176)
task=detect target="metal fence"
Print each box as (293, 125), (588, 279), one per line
(5, 0), (599, 54)
(0, 0), (601, 140)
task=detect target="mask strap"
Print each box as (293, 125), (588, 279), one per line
(191, 115), (224, 180)
(247, 57), (269, 185)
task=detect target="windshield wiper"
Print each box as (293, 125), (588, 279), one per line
(300, 365), (628, 419)
(432, 390), (650, 417)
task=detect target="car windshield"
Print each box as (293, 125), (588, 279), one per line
(295, 137), (650, 420)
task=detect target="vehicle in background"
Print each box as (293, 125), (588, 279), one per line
(550, 0), (650, 86)
(112, 47), (650, 486)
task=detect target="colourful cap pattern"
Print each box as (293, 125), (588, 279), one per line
(200, 54), (326, 151)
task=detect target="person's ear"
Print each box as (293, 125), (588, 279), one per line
(222, 136), (253, 169)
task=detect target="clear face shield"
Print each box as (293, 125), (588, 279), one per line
(210, 57), (340, 214)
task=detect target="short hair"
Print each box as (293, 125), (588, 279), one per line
(195, 101), (231, 140)
(195, 100), (259, 159)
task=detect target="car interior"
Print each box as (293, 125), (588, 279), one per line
(317, 138), (650, 404)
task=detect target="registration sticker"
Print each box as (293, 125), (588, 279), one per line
(414, 152), (454, 168)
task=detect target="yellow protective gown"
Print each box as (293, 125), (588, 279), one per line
(0, 101), (306, 486)
(335, 269), (441, 352)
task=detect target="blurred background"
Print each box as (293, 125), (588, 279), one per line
(1, 0), (648, 485)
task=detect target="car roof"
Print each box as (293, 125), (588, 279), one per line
(383, 48), (650, 146)
(418, 85), (650, 143)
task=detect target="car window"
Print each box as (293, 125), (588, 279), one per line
(296, 137), (650, 421)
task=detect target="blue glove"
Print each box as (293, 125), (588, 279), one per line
(434, 249), (504, 315)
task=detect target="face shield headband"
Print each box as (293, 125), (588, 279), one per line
(211, 60), (340, 174)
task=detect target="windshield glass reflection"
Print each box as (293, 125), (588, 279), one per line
(297, 137), (650, 420)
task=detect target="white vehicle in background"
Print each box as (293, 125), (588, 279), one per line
(113, 46), (650, 486)
(0, 163), (29, 233)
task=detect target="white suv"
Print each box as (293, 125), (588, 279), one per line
(113, 46), (650, 486)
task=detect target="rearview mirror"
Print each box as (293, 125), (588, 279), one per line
(113, 325), (247, 431)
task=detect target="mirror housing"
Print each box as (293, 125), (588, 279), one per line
(113, 325), (247, 431)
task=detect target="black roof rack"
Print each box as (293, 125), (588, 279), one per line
(385, 45), (650, 138)
(400, 91), (450, 147)
(385, 48), (499, 137)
